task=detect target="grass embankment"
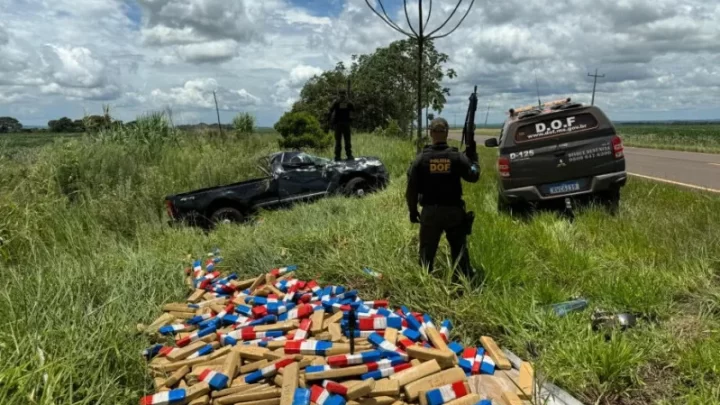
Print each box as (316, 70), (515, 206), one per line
(1, 131), (719, 405)
(616, 124), (720, 153)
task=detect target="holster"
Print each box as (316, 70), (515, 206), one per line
(464, 211), (475, 235)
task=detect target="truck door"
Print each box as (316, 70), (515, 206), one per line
(277, 153), (331, 201)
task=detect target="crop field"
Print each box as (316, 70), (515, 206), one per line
(608, 124), (720, 153)
(0, 127), (719, 405)
(0, 132), (84, 155)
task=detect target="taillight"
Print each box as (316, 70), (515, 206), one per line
(165, 200), (175, 219)
(498, 157), (511, 178)
(612, 136), (624, 159)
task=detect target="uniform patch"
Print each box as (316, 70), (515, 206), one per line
(429, 158), (451, 173)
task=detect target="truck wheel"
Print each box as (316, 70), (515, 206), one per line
(343, 177), (370, 198)
(210, 207), (245, 225)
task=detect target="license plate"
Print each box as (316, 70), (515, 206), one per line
(548, 181), (581, 195)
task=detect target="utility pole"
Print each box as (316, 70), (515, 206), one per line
(213, 90), (223, 136)
(588, 68), (605, 106)
(534, 70), (541, 108)
(483, 103), (491, 127)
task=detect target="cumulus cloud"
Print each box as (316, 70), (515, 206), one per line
(42, 46), (109, 89)
(272, 64), (324, 109)
(279, 9), (332, 28)
(174, 40), (240, 63)
(1, 0), (719, 124)
(150, 78), (261, 110)
(34, 45), (122, 101)
(0, 87), (26, 104)
(139, 0), (269, 42)
(138, 0), (280, 63)
(40, 83), (121, 101)
(0, 26), (8, 45)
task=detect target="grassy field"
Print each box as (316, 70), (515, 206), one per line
(616, 124), (720, 153)
(0, 132), (84, 155)
(0, 127), (719, 405)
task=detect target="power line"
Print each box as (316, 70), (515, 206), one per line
(588, 68), (605, 106)
(364, 0), (475, 151)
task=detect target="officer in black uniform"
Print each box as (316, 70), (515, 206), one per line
(405, 117), (480, 279)
(329, 89), (355, 161)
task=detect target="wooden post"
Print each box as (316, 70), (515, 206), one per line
(213, 90), (223, 137)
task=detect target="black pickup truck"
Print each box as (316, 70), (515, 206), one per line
(165, 151), (390, 228)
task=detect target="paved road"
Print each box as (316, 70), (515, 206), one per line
(448, 130), (720, 193)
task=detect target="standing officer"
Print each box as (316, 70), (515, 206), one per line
(405, 117), (480, 279)
(329, 89), (355, 161)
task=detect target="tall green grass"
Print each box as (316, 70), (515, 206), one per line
(0, 132), (719, 404)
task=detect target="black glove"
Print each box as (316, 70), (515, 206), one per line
(410, 211), (420, 224)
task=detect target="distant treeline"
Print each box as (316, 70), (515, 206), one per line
(0, 115), (278, 135)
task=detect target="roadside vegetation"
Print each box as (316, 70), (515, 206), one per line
(0, 121), (719, 405)
(617, 124), (720, 153)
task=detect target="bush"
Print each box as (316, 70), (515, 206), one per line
(274, 111), (331, 149)
(93, 111), (178, 149)
(233, 112), (255, 135)
(371, 118), (406, 138)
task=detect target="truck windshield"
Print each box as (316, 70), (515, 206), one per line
(288, 152), (331, 166)
(308, 155), (331, 165)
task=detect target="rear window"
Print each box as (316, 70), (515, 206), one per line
(515, 113), (599, 142)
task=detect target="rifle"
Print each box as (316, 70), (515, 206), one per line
(461, 86), (479, 163)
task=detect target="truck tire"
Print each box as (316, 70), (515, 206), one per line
(210, 207), (245, 225)
(343, 177), (370, 198)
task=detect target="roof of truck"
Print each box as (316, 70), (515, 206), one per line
(506, 98), (585, 122)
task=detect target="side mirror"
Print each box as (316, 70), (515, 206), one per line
(484, 138), (499, 148)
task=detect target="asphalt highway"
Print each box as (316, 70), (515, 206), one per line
(447, 131), (720, 193)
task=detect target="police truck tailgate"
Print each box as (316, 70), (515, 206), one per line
(501, 109), (623, 191)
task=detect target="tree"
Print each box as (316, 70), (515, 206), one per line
(364, 0), (474, 150)
(291, 40), (455, 136)
(0, 117), (22, 133)
(291, 62), (350, 133)
(83, 115), (111, 132)
(349, 38), (455, 134)
(232, 112), (255, 135)
(48, 117), (84, 133)
(274, 111), (332, 149)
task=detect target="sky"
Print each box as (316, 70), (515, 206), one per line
(0, 0), (719, 127)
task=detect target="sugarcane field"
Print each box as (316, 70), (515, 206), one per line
(2, 1), (720, 405)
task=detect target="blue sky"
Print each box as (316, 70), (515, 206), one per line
(1, 0), (718, 127)
(289, 0), (346, 17)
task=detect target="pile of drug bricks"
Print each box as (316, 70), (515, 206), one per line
(139, 253), (536, 405)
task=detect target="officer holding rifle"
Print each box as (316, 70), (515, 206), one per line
(405, 87), (481, 281)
